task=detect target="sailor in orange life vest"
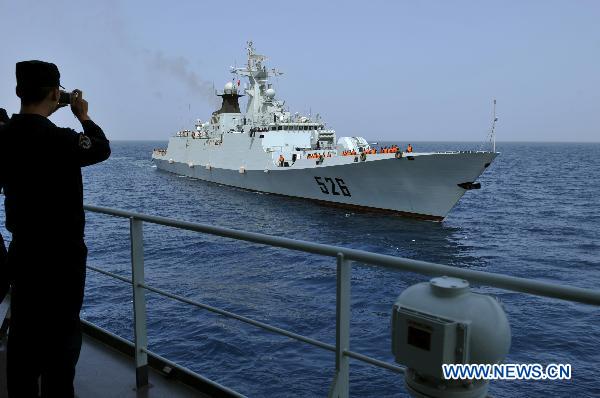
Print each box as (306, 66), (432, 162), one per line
(406, 144), (413, 153)
(278, 154), (285, 166)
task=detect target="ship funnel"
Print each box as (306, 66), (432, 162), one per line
(216, 91), (244, 114)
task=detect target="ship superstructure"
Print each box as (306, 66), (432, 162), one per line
(152, 42), (497, 220)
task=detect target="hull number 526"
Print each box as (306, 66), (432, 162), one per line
(314, 177), (352, 197)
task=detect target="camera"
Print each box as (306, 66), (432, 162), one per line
(59, 89), (80, 106)
(59, 90), (71, 105)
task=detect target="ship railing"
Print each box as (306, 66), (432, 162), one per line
(81, 204), (600, 398)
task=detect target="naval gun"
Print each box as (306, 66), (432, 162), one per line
(392, 276), (511, 398)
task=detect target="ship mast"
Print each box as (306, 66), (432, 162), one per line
(230, 41), (283, 122)
(490, 98), (498, 152)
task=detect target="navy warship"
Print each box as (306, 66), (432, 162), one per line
(152, 41), (497, 220)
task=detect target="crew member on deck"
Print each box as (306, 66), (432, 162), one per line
(0, 60), (111, 397)
(407, 144), (413, 153)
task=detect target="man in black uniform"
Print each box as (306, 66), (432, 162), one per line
(0, 61), (110, 397)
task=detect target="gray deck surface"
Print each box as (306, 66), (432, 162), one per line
(0, 332), (209, 398)
(74, 334), (209, 398)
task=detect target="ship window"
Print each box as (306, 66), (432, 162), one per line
(278, 126), (282, 130)
(270, 126), (276, 131)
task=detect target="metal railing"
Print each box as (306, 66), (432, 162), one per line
(83, 204), (600, 398)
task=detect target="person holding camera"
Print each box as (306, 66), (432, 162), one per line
(0, 61), (110, 397)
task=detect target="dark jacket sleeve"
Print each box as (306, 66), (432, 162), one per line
(58, 119), (111, 167)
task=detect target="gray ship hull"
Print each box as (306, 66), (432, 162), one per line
(151, 43), (498, 220)
(153, 151), (496, 220)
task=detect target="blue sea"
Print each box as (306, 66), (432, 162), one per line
(4, 141), (599, 397)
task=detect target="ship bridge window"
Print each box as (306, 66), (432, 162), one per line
(278, 126), (282, 130)
(270, 126), (276, 131)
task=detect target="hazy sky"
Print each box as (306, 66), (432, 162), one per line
(1, 1), (598, 142)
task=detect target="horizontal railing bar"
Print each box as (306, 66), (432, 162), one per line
(87, 265), (132, 284)
(141, 282), (407, 376)
(139, 347), (247, 398)
(139, 282), (337, 352)
(84, 204), (600, 306)
(86, 264), (409, 378)
(344, 350), (406, 374)
(85, 267), (405, 378)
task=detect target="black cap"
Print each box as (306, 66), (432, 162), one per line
(16, 60), (63, 89)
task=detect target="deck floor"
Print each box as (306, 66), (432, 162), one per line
(0, 333), (208, 398)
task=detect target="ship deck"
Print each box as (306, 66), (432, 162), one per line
(0, 331), (211, 398)
(0, 297), (233, 398)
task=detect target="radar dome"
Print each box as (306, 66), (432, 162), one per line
(224, 81), (234, 93)
(265, 88), (276, 98)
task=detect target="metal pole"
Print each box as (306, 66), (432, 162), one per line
(492, 98), (497, 153)
(130, 217), (149, 388)
(328, 253), (351, 398)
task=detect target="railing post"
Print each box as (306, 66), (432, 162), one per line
(328, 253), (351, 398)
(130, 217), (149, 388)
